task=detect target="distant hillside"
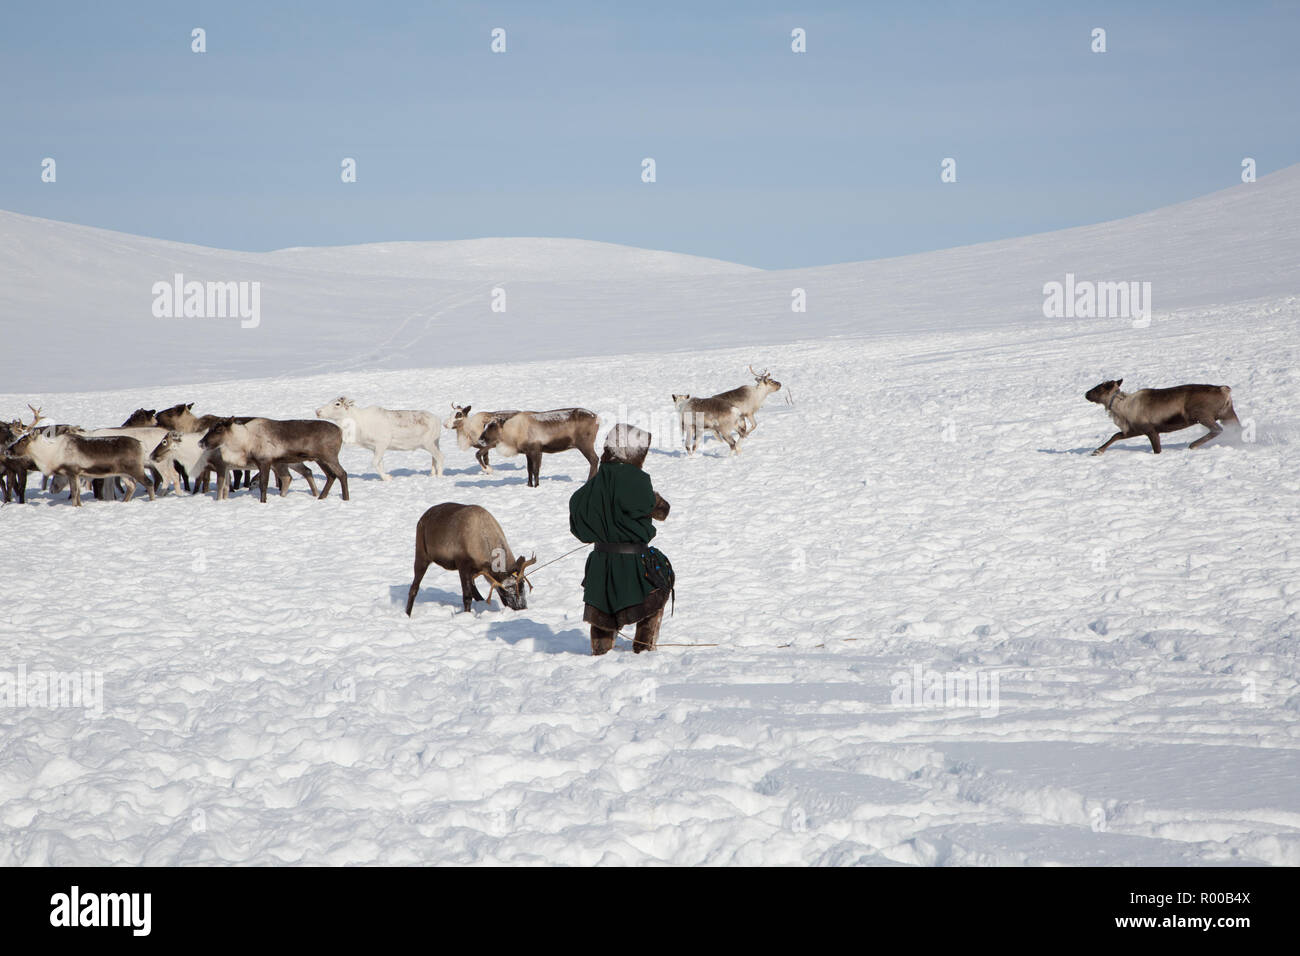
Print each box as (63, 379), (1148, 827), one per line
(2, 164), (1297, 392)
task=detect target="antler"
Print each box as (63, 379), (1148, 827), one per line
(480, 570), (502, 602)
(26, 404), (46, 430)
(518, 553), (537, 592)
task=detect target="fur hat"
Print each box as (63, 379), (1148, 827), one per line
(601, 423), (651, 468)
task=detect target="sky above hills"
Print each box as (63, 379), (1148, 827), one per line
(2, 1), (1299, 269)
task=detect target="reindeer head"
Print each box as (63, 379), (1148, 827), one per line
(443, 403), (472, 431)
(749, 365), (782, 394)
(483, 554), (537, 610)
(150, 430), (184, 462)
(11, 404), (46, 437)
(316, 396), (355, 421)
(198, 417), (238, 450)
(156, 402), (197, 431)
(1085, 379), (1123, 405)
(122, 407), (158, 427)
(7, 405), (50, 456)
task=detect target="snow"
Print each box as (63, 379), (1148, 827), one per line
(2, 284), (1298, 864)
(3, 164), (1299, 393)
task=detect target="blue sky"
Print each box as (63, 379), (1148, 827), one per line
(2, 1), (1298, 268)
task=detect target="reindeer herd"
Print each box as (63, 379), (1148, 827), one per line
(0, 367), (787, 507)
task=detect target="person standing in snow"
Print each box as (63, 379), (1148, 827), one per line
(569, 424), (673, 656)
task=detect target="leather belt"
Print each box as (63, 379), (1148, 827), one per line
(594, 542), (646, 554)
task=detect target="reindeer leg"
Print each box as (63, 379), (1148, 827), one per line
(372, 444), (391, 481)
(257, 464), (271, 502)
(526, 450), (542, 487)
(582, 445), (598, 481)
(293, 463), (319, 496)
(318, 456), (348, 501)
(1146, 428), (1162, 454)
(458, 567), (477, 612)
(1188, 419), (1223, 450)
(1091, 430), (1136, 456)
(336, 459), (350, 501)
(138, 465), (155, 502)
(430, 443), (445, 477)
(406, 558), (430, 616)
(71, 473), (82, 507)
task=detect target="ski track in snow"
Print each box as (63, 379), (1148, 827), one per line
(1, 302), (1298, 865)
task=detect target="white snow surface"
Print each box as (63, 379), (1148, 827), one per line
(2, 295), (1298, 865)
(3, 164), (1300, 392)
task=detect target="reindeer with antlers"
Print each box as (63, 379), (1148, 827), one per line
(7, 405), (156, 506)
(710, 366), (783, 438)
(405, 502), (536, 614)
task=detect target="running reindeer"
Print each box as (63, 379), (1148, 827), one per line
(712, 366), (783, 437)
(1084, 379), (1241, 455)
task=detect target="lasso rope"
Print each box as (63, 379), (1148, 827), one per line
(523, 543), (589, 578)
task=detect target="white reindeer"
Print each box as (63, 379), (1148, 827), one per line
(315, 397), (444, 480)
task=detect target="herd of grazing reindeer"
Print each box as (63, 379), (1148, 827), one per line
(0, 367), (787, 508)
(0, 370), (1244, 621)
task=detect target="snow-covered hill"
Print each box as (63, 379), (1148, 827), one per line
(1, 298), (1297, 865)
(2, 165), (1298, 392)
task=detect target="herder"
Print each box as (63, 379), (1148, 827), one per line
(568, 424), (673, 655)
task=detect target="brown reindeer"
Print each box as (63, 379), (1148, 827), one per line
(445, 404), (599, 486)
(1084, 379), (1240, 455)
(150, 430), (316, 499)
(711, 366), (782, 437)
(479, 408), (600, 487)
(200, 418), (349, 502)
(443, 405), (521, 473)
(158, 403), (253, 491)
(10, 407), (156, 506)
(0, 416), (30, 503)
(405, 502), (536, 614)
(672, 394), (743, 455)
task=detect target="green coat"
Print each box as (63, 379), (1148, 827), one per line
(569, 461), (658, 614)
